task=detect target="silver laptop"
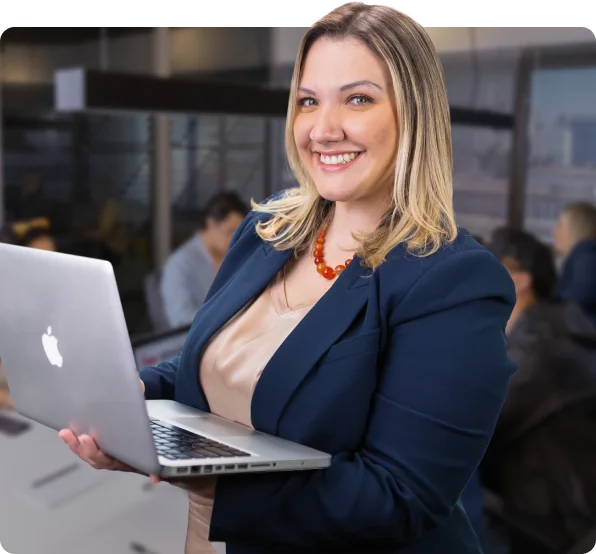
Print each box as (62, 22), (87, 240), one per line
(0, 243), (331, 479)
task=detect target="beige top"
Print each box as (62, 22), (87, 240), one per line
(184, 271), (313, 554)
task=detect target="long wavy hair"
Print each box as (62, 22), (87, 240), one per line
(253, 2), (457, 268)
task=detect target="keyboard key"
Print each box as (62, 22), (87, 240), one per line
(150, 420), (250, 458)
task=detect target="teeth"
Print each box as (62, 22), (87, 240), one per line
(320, 153), (359, 165)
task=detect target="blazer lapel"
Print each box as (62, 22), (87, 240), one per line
(180, 243), (292, 409)
(251, 254), (371, 434)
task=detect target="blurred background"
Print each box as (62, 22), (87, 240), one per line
(1, 27), (594, 336)
(0, 26), (596, 554)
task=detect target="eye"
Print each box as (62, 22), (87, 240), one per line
(348, 95), (373, 106)
(298, 97), (317, 107)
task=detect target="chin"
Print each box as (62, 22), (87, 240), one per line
(317, 192), (358, 205)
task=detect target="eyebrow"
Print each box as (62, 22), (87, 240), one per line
(298, 80), (383, 96)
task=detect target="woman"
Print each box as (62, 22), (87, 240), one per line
(59, 3), (516, 553)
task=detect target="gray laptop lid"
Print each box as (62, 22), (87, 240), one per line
(0, 244), (160, 476)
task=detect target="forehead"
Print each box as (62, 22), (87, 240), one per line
(300, 37), (390, 89)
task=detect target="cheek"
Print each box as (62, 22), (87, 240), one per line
(349, 114), (397, 158)
(293, 116), (311, 150)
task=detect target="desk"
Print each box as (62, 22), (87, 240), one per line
(0, 412), (197, 554)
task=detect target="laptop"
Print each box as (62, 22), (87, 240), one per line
(0, 243), (331, 479)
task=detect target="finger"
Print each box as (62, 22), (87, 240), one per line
(79, 435), (115, 468)
(59, 429), (81, 451)
(149, 475), (161, 485)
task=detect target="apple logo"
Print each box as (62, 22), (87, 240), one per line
(42, 326), (63, 368)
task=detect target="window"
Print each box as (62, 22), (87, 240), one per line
(3, 113), (154, 335)
(523, 66), (596, 244)
(452, 126), (512, 241)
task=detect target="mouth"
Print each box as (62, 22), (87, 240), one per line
(315, 151), (363, 172)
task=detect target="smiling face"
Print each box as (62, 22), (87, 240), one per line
(293, 37), (398, 205)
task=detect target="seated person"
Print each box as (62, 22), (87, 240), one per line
(482, 228), (596, 554)
(553, 202), (596, 327)
(161, 191), (248, 329)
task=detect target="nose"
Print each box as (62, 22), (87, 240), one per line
(309, 105), (345, 144)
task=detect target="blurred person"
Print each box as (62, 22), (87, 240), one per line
(160, 191), (248, 329)
(482, 227), (596, 554)
(18, 227), (57, 252)
(59, 4), (516, 554)
(553, 202), (596, 327)
(5, 170), (45, 222)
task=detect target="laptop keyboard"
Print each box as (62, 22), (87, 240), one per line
(150, 420), (251, 461)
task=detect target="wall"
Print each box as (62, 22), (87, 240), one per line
(427, 27), (594, 53)
(1, 28), (269, 86)
(270, 27), (595, 68)
(1, 27), (272, 224)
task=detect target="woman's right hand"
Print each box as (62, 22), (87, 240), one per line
(58, 378), (147, 476)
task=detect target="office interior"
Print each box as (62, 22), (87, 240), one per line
(0, 26), (595, 554)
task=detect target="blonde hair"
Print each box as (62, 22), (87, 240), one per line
(253, 2), (457, 268)
(563, 202), (596, 248)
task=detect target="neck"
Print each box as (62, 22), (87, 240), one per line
(197, 230), (222, 270)
(506, 291), (538, 334)
(324, 196), (389, 252)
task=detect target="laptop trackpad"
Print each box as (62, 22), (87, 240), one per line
(170, 416), (257, 438)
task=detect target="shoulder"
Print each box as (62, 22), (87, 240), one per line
(378, 228), (515, 324)
(163, 237), (194, 270)
(228, 189), (292, 248)
(567, 240), (596, 267)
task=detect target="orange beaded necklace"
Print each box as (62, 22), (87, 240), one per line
(312, 227), (357, 280)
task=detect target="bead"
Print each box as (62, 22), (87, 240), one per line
(312, 226), (354, 281)
(322, 266), (336, 280)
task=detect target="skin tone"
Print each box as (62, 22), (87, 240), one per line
(58, 36), (400, 484)
(281, 36), (398, 309)
(199, 212), (245, 272)
(500, 256), (538, 335)
(27, 235), (56, 252)
(553, 212), (574, 258)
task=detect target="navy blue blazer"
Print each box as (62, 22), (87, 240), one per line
(140, 208), (516, 554)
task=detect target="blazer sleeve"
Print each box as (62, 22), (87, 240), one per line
(139, 210), (257, 400)
(208, 249), (516, 548)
